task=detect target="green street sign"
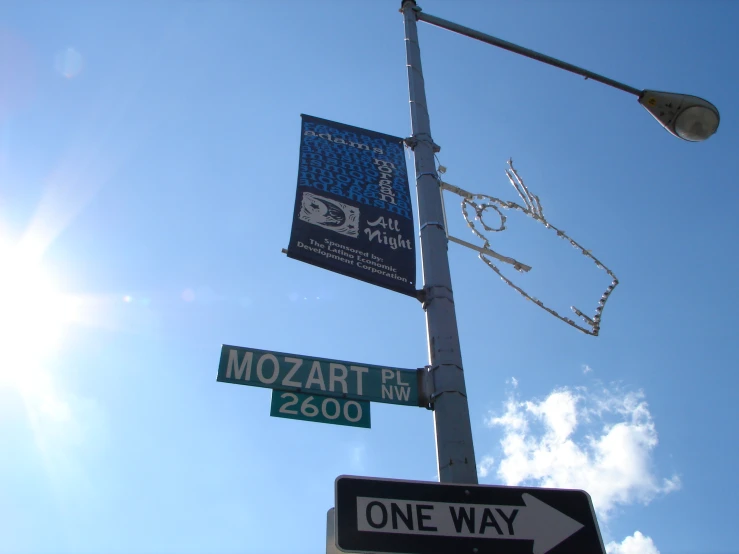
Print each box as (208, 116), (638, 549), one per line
(270, 390), (371, 428)
(217, 344), (421, 407)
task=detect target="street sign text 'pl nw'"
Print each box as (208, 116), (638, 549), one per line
(217, 344), (422, 406)
(335, 475), (606, 554)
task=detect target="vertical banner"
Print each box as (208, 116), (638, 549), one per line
(286, 115), (416, 297)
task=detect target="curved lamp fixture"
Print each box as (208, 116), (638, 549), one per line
(411, 7), (721, 143)
(639, 90), (719, 142)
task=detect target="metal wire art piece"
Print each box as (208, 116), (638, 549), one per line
(439, 159), (618, 336)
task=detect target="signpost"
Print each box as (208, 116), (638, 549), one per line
(334, 475), (606, 554)
(326, 509), (340, 554)
(210, 0), (719, 548)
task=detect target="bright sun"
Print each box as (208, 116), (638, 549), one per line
(0, 235), (74, 388)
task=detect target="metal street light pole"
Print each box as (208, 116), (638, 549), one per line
(400, 1), (721, 487)
(402, 0), (478, 485)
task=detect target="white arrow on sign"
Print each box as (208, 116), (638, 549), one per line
(357, 493), (584, 554)
(518, 493), (585, 554)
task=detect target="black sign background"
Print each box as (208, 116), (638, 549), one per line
(335, 475), (606, 554)
(287, 115), (416, 296)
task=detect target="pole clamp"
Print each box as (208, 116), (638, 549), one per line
(399, 0), (421, 13)
(416, 171), (439, 182)
(417, 366), (434, 410)
(418, 365), (469, 410)
(427, 364), (468, 406)
(419, 284), (454, 310)
(420, 221), (445, 232)
(404, 136), (441, 152)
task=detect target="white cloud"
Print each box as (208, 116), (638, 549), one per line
(606, 531), (660, 554)
(477, 455), (495, 478)
(483, 385), (679, 520)
(583, 364), (593, 374)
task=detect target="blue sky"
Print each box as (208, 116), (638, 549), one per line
(1, 1), (737, 553)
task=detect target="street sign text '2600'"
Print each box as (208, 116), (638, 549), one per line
(270, 390), (370, 428)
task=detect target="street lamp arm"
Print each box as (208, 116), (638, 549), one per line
(416, 10), (642, 97)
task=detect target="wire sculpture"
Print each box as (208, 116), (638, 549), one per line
(439, 159), (618, 336)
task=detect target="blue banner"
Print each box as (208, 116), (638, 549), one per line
(287, 115), (416, 296)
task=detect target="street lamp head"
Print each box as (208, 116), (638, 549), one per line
(639, 90), (720, 142)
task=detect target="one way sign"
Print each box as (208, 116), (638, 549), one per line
(335, 476), (606, 554)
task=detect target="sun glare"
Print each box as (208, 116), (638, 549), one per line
(0, 236), (74, 389)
